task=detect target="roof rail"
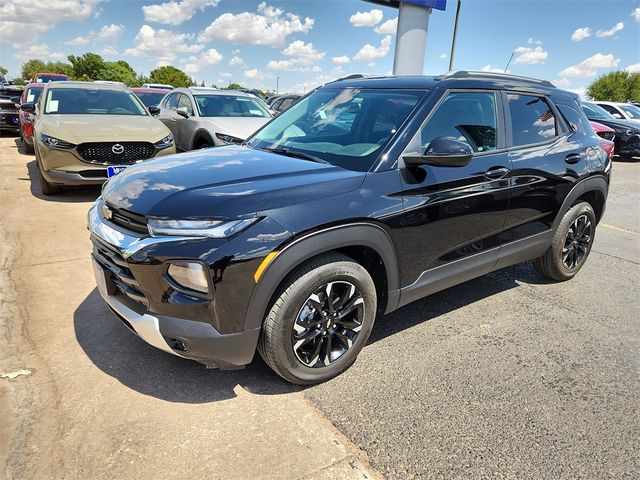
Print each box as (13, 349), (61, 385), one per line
(437, 70), (555, 88)
(327, 73), (366, 84)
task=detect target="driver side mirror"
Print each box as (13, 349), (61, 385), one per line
(20, 102), (36, 113)
(176, 106), (189, 119)
(403, 137), (473, 168)
(148, 106), (160, 116)
(10, 96), (21, 105)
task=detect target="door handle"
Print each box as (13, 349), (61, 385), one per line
(565, 153), (581, 164)
(484, 167), (511, 180)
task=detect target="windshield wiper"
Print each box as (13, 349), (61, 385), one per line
(264, 147), (330, 164)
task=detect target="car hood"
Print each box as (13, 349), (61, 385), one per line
(586, 116), (640, 132)
(39, 115), (171, 144)
(200, 116), (270, 140)
(102, 145), (366, 218)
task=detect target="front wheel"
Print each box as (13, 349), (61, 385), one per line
(258, 253), (377, 385)
(534, 202), (596, 281)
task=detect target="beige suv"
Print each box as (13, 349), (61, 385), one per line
(21, 81), (175, 195)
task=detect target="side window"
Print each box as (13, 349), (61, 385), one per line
(165, 93), (179, 110)
(278, 98), (294, 111)
(507, 94), (557, 146)
(598, 104), (618, 115)
(178, 94), (194, 115)
(557, 102), (591, 136)
(409, 91), (498, 154)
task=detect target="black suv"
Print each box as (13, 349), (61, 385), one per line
(89, 72), (610, 385)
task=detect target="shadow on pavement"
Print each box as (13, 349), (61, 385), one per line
(75, 261), (548, 402)
(74, 288), (299, 403)
(26, 160), (101, 203)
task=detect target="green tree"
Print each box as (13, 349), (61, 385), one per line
(97, 60), (138, 86)
(225, 82), (244, 90)
(67, 52), (105, 80)
(587, 71), (640, 102)
(21, 59), (47, 80)
(148, 66), (193, 88)
(0, 66), (8, 75)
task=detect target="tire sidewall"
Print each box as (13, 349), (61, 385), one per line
(272, 260), (376, 384)
(552, 202), (596, 278)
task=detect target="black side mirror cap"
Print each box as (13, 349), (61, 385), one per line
(20, 102), (35, 113)
(176, 107), (189, 119)
(148, 106), (161, 115)
(404, 137), (473, 168)
(10, 96), (21, 104)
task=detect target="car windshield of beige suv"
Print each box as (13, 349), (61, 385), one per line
(44, 88), (147, 115)
(194, 95), (270, 118)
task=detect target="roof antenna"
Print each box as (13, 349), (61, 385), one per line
(504, 51), (515, 73)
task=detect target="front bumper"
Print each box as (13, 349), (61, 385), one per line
(0, 110), (19, 130)
(87, 200), (261, 368)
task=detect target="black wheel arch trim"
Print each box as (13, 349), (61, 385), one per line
(243, 222), (400, 332)
(552, 174), (608, 231)
(191, 129), (214, 149)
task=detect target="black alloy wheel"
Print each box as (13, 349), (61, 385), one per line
(562, 214), (592, 270)
(292, 281), (364, 368)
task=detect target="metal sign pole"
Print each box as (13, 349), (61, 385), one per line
(393, 2), (431, 75)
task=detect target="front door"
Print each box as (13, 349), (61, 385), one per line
(398, 90), (512, 303)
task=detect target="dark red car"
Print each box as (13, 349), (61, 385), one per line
(590, 121), (615, 159)
(30, 72), (70, 83)
(18, 83), (44, 153)
(132, 88), (171, 109)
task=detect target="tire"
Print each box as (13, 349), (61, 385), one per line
(194, 137), (213, 149)
(258, 253), (377, 385)
(534, 202), (596, 281)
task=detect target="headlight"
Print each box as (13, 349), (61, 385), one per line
(147, 218), (259, 238)
(39, 133), (75, 149)
(215, 133), (243, 144)
(167, 262), (209, 294)
(155, 133), (174, 149)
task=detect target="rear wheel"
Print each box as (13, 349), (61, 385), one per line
(258, 253), (377, 385)
(534, 202), (596, 281)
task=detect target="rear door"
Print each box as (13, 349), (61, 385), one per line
(398, 89), (511, 299)
(499, 91), (591, 257)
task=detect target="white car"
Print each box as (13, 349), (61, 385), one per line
(595, 101), (640, 125)
(141, 83), (174, 90)
(156, 88), (273, 150)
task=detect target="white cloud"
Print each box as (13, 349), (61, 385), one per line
(13, 44), (65, 60)
(571, 27), (592, 42)
(101, 46), (118, 56)
(282, 40), (325, 64)
(124, 25), (203, 64)
(439, 53), (448, 59)
(568, 86), (588, 99)
(244, 69), (260, 78)
(97, 23), (123, 41)
(559, 53), (620, 78)
(554, 78), (571, 88)
(143, 0), (220, 26)
(184, 48), (224, 73)
(65, 36), (90, 46)
(353, 35), (392, 62)
(267, 59), (296, 71)
(514, 45), (548, 64)
(625, 63), (640, 73)
(349, 9), (383, 27)
(0, 0), (103, 44)
(633, 8), (640, 22)
(374, 17), (397, 34)
(481, 64), (505, 73)
(229, 56), (244, 66)
(596, 22), (624, 38)
(527, 37), (542, 45)
(199, 2), (314, 47)
(332, 55), (350, 65)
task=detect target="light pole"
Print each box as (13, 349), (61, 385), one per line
(276, 76), (280, 94)
(448, 0), (461, 71)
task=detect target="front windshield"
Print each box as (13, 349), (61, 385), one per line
(247, 88), (424, 172)
(194, 95), (270, 118)
(136, 92), (167, 107)
(619, 104), (640, 119)
(44, 88), (147, 115)
(25, 87), (43, 104)
(582, 102), (613, 121)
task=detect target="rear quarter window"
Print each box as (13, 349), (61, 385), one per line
(507, 94), (558, 147)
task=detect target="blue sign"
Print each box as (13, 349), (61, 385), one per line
(365, 0), (447, 11)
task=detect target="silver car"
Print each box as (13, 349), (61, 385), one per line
(156, 88), (273, 150)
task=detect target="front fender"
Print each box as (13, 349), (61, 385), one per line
(243, 222), (400, 331)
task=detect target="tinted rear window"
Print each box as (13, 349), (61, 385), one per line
(508, 94), (557, 146)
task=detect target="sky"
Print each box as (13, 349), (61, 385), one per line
(0, 0), (638, 95)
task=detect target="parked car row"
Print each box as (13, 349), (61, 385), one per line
(582, 101), (640, 158)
